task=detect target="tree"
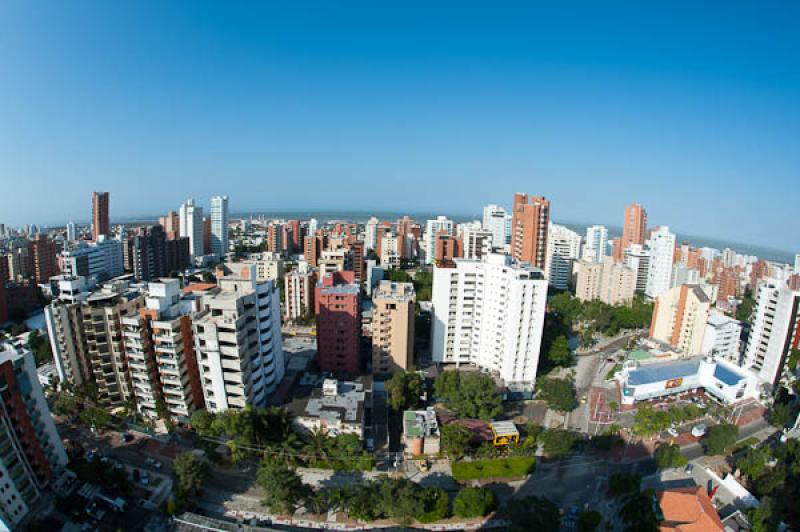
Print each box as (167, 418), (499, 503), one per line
(736, 294), (755, 323)
(608, 473), (641, 497)
(80, 406), (111, 429)
(190, 409), (218, 436)
(434, 371), (502, 420)
(52, 392), (80, 417)
(441, 423), (473, 459)
(386, 371), (423, 411)
(632, 405), (671, 437)
(578, 510), (602, 531)
(453, 487), (496, 518)
(654, 443), (688, 470)
(702, 423), (738, 455)
(173, 452), (209, 499)
(769, 403), (792, 428)
(539, 429), (580, 458)
(27, 329), (53, 366)
(257, 459), (310, 515)
(619, 489), (658, 532)
(536, 378), (577, 413)
(547, 335), (573, 366)
(507, 495), (560, 532)
(737, 447), (771, 480)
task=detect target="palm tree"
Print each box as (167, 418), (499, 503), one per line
(304, 427), (332, 467)
(269, 432), (302, 466)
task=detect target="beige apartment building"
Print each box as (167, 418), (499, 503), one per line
(574, 260), (636, 305)
(650, 284), (711, 355)
(371, 281), (415, 374)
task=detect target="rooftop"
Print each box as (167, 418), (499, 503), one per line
(657, 486), (723, 532)
(627, 358), (701, 386)
(288, 377), (370, 429)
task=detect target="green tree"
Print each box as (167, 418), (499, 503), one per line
(386, 371), (423, 411)
(453, 487), (496, 518)
(173, 452), (209, 499)
(608, 473), (641, 497)
(737, 447), (771, 480)
(547, 335), (573, 366)
(619, 489), (658, 532)
(52, 392), (80, 416)
(736, 294), (755, 323)
(632, 405), (671, 437)
(702, 423), (738, 455)
(257, 459), (310, 515)
(80, 406), (111, 429)
(539, 429), (580, 458)
(433, 371), (502, 420)
(190, 409), (218, 436)
(769, 403), (792, 428)
(441, 423), (473, 459)
(506, 495), (560, 532)
(654, 443), (688, 469)
(578, 510), (602, 531)
(536, 378), (577, 413)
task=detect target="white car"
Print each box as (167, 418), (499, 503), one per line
(691, 424), (707, 437)
(667, 428), (679, 437)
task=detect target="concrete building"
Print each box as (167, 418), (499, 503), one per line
(66, 221), (78, 242)
(0, 343), (69, 529)
(315, 271), (361, 375)
(511, 193), (550, 270)
(743, 278), (800, 386)
(61, 236), (124, 282)
(625, 244), (651, 293)
(433, 232), (462, 266)
(365, 217), (379, 250)
(424, 216), (454, 265)
(482, 204), (511, 249)
(129, 225), (169, 281)
(193, 271), (284, 412)
(371, 281), (415, 374)
(650, 285), (711, 356)
(92, 191), (110, 241)
(702, 312), (743, 364)
(121, 279), (205, 422)
(546, 223), (582, 290)
(284, 262), (316, 322)
(583, 225), (608, 264)
(574, 260), (636, 306)
(671, 263), (701, 288)
(44, 277), (94, 389)
(402, 409), (440, 456)
(460, 223), (492, 260)
(320, 248), (351, 275)
(622, 203), (647, 251)
(210, 195), (229, 258)
(646, 226), (676, 299)
(795, 253), (800, 274)
(288, 378), (370, 439)
(31, 234), (59, 284)
(379, 232), (400, 268)
(180, 199), (204, 259)
(159, 210), (181, 240)
(227, 252), (284, 283)
(431, 253), (547, 392)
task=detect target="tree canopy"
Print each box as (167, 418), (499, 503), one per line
(539, 429), (581, 458)
(386, 370), (423, 411)
(434, 371), (502, 420)
(702, 423), (738, 456)
(536, 378), (577, 413)
(453, 487), (496, 518)
(506, 495), (560, 532)
(173, 452), (209, 501)
(654, 443), (688, 470)
(257, 459), (311, 515)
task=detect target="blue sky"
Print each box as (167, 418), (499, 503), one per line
(1, 2), (798, 252)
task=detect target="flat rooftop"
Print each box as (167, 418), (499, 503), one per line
(627, 358), (701, 386)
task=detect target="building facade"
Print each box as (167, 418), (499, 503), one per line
(92, 191), (110, 241)
(650, 285), (711, 355)
(424, 216), (454, 265)
(210, 195), (230, 258)
(546, 223), (582, 290)
(511, 193), (550, 270)
(482, 204), (510, 249)
(645, 226), (676, 299)
(179, 199), (204, 258)
(371, 281), (415, 374)
(315, 271), (361, 374)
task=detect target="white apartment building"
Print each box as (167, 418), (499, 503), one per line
(179, 199), (204, 258)
(743, 278), (800, 386)
(649, 285), (711, 356)
(625, 244), (651, 293)
(574, 260), (636, 306)
(546, 224), (582, 290)
(460, 222), (493, 260)
(794, 253), (800, 274)
(284, 261), (316, 321)
(380, 232), (400, 268)
(66, 221), (78, 241)
(645, 226), (676, 299)
(193, 270), (284, 412)
(431, 254), (548, 392)
(424, 216), (454, 265)
(482, 204), (511, 249)
(583, 225), (608, 264)
(671, 263), (701, 288)
(365, 217), (379, 250)
(702, 311), (743, 363)
(228, 251), (284, 282)
(61, 235), (124, 282)
(210, 195), (230, 258)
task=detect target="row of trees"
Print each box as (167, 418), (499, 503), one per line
(736, 439), (800, 530)
(433, 371), (503, 420)
(632, 404), (707, 437)
(548, 291), (654, 336)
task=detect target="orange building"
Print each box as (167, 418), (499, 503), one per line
(622, 203), (647, 251)
(92, 191), (110, 241)
(511, 193), (550, 269)
(656, 486), (723, 531)
(434, 231), (463, 266)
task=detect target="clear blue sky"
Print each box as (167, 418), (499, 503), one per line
(1, 2), (798, 252)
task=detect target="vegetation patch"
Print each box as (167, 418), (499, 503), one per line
(451, 456), (536, 481)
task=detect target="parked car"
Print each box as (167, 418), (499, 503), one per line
(685, 463), (694, 474)
(691, 424), (707, 437)
(667, 428), (679, 438)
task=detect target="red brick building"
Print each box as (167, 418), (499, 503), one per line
(30, 234), (59, 284)
(315, 271), (361, 375)
(92, 191), (110, 240)
(511, 193), (550, 269)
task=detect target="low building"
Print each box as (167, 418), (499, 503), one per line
(618, 355), (761, 405)
(702, 311), (743, 363)
(289, 378), (370, 439)
(656, 486), (724, 531)
(402, 409), (440, 456)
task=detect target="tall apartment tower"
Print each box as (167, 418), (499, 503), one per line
(92, 191), (110, 241)
(0, 343), (69, 529)
(159, 211), (181, 240)
(625, 244), (651, 293)
(372, 281), (415, 374)
(482, 204), (511, 249)
(622, 203), (647, 251)
(315, 271), (361, 374)
(30, 234), (59, 284)
(645, 226), (676, 299)
(431, 254), (548, 392)
(66, 221), (78, 241)
(193, 270), (284, 412)
(130, 225), (168, 281)
(365, 217), (379, 250)
(743, 278), (800, 386)
(424, 217), (454, 265)
(511, 193), (550, 270)
(179, 199), (204, 258)
(121, 279), (205, 422)
(583, 225), (608, 263)
(284, 262), (317, 321)
(546, 224), (582, 290)
(650, 285), (711, 355)
(210, 195), (230, 258)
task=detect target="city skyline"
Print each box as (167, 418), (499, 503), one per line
(1, 3), (799, 251)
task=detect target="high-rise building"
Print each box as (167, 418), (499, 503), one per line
(574, 260), (636, 306)
(546, 224), (582, 290)
(121, 279), (205, 422)
(431, 254), (547, 392)
(434, 232), (463, 266)
(424, 216), (454, 265)
(624, 244), (651, 293)
(365, 217), (379, 250)
(66, 221), (78, 241)
(210, 195), (230, 258)
(743, 278), (800, 386)
(511, 193), (550, 270)
(159, 211), (181, 240)
(583, 225), (608, 264)
(92, 191), (110, 241)
(165, 236), (191, 274)
(622, 203), (647, 251)
(380, 232), (401, 268)
(795, 253), (800, 274)
(179, 199), (204, 258)
(30, 234), (59, 284)
(0, 342), (69, 529)
(203, 216), (212, 256)
(482, 204), (511, 249)
(284, 262), (316, 321)
(315, 271), (361, 374)
(0, 281), (7, 324)
(130, 225), (168, 281)
(702, 312), (743, 363)
(193, 269), (285, 412)
(650, 285), (711, 355)
(645, 226), (676, 299)
(371, 281), (415, 374)
(61, 235), (124, 282)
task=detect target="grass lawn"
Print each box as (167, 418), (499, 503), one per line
(452, 456), (536, 481)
